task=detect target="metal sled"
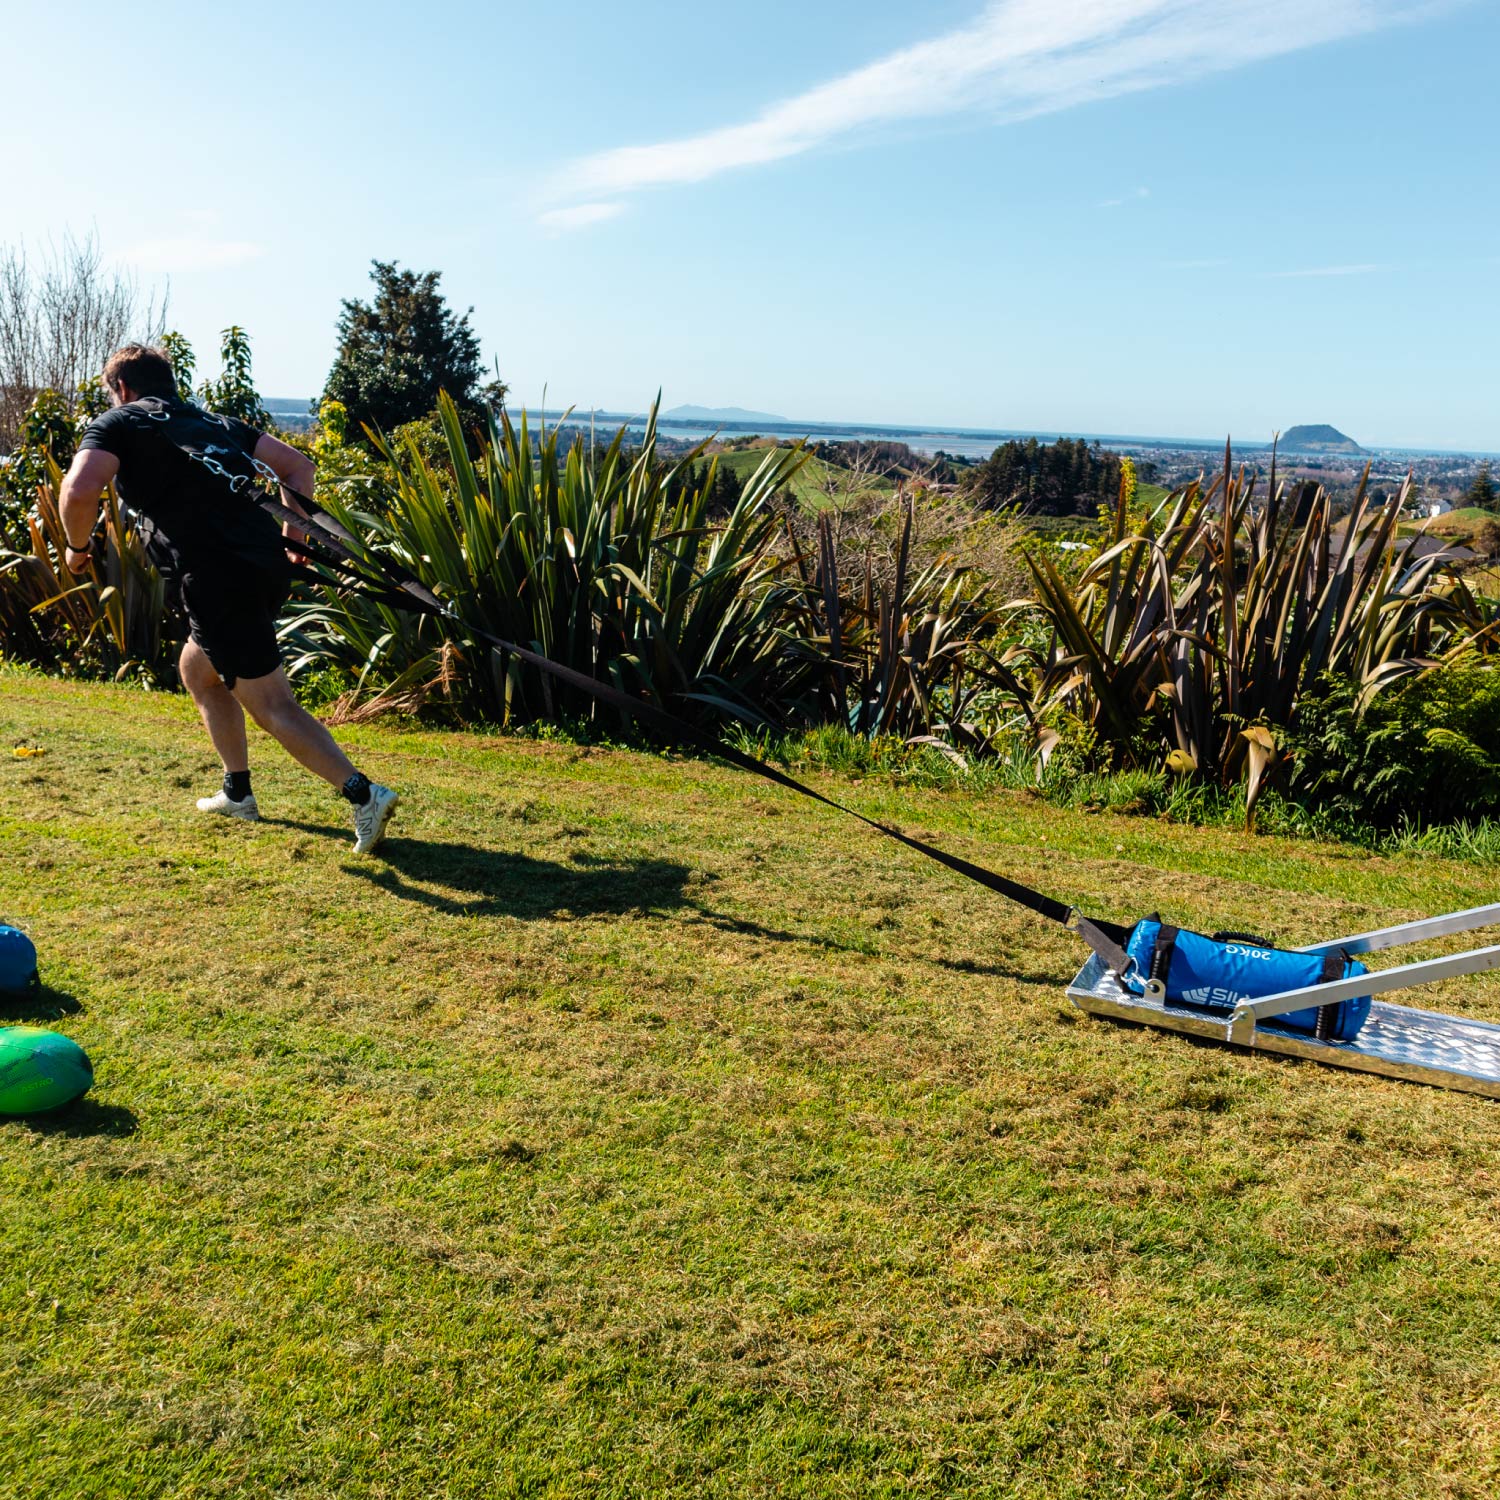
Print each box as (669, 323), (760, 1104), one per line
(1067, 903), (1500, 1097)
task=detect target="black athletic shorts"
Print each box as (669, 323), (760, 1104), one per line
(180, 566), (291, 689)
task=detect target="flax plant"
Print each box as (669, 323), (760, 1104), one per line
(1020, 446), (1489, 821)
(784, 490), (1030, 755)
(0, 462), (171, 681)
(282, 396), (814, 728)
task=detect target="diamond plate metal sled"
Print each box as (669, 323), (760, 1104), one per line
(1066, 903), (1500, 1097)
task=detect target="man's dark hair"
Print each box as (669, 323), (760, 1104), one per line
(103, 344), (177, 400)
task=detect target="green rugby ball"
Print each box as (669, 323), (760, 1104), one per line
(0, 1027), (93, 1116)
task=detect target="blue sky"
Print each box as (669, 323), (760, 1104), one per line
(4, 0), (1496, 449)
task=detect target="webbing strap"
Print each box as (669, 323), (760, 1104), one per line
(1315, 950), (1347, 1040)
(1151, 924), (1180, 987)
(263, 488), (1138, 970)
(161, 438), (1134, 973)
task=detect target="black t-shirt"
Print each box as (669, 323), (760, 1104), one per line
(78, 397), (287, 577)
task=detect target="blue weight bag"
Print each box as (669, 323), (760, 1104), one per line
(1123, 918), (1371, 1041)
(0, 926), (39, 997)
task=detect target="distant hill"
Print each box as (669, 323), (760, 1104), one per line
(1279, 424), (1364, 454)
(664, 404), (788, 426)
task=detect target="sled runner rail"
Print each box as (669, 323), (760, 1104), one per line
(1067, 950), (1500, 1098)
(1294, 902), (1500, 959)
(1229, 944), (1500, 1033)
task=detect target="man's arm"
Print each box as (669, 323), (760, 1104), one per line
(252, 433), (317, 556)
(58, 449), (121, 574)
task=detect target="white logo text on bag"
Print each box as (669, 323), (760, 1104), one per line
(1181, 985), (1248, 1007)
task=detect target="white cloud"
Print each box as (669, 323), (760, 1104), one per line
(538, 202), (626, 232)
(1268, 263), (1383, 278)
(1100, 186), (1150, 208)
(121, 237), (264, 273)
(549, 1), (1427, 208)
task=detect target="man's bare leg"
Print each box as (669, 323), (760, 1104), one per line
(231, 665), (357, 788)
(232, 665), (399, 852)
(180, 639), (249, 773)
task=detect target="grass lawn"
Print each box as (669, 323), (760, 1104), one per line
(1401, 507), (1496, 542)
(3, 667), (1500, 1498)
(1432, 507), (1495, 529)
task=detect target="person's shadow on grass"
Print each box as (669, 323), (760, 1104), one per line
(342, 835), (696, 920)
(262, 822), (1067, 982)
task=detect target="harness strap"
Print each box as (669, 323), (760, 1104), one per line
(138, 410), (1138, 975)
(265, 487), (1143, 969)
(1315, 950), (1347, 1040)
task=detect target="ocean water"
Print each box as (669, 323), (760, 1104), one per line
(264, 400), (1495, 462)
(535, 411), (1233, 461)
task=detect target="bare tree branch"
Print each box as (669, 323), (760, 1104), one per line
(0, 233), (168, 449)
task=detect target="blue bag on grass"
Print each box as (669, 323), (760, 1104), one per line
(0, 926), (38, 996)
(1123, 918), (1371, 1041)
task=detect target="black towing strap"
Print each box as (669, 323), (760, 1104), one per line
(252, 479), (1134, 975)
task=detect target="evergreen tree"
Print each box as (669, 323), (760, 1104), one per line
(321, 261), (503, 440)
(1466, 462), (1496, 512)
(962, 436), (1124, 516)
(706, 460), (745, 513)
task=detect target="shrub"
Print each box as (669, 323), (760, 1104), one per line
(1286, 659), (1500, 827)
(0, 382), (110, 547)
(1017, 452), (1490, 823)
(0, 465), (174, 684)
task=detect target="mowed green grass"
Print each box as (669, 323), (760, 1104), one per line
(3, 668), (1500, 1499)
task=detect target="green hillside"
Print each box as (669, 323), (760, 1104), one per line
(1280, 424), (1364, 454)
(701, 447), (898, 508)
(1404, 506), (1497, 543)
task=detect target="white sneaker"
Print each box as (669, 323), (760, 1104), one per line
(196, 789), (260, 821)
(351, 783), (399, 854)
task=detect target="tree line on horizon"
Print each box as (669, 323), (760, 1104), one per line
(22, 239), (1495, 534)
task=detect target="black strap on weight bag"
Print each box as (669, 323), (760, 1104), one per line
(1314, 951), (1347, 1040)
(1149, 924), (1181, 988)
